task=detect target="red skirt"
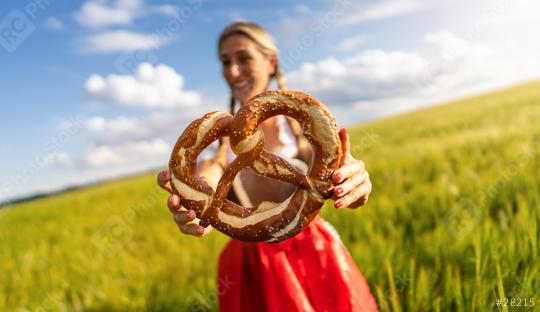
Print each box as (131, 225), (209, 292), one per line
(217, 216), (378, 311)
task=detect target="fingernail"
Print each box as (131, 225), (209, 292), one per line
(200, 176), (208, 183)
(196, 227), (204, 235)
(334, 172), (342, 182)
(168, 195), (177, 206)
(335, 188), (343, 195)
(335, 201), (343, 209)
(161, 171), (170, 179)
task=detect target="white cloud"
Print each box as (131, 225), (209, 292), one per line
(441, 0), (540, 81)
(85, 145), (124, 167)
(151, 4), (179, 17)
(43, 152), (74, 169)
(85, 63), (201, 108)
(74, 0), (179, 28)
(85, 138), (170, 167)
(83, 113), (185, 144)
(287, 31), (522, 124)
(83, 116), (146, 144)
(44, 17), (63, 30)
(74, 0), (143, 28)
(342, 0), (427, 24)
(42, 109), (219, 191)
(337, 35), (367, 52)
(288, 50), (427, 104)
(78, 30), (169, 54)
(73, 97), (223, 174)
(273, 0), (425, 62)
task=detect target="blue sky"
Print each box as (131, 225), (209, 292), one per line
(1, 0), (539, 203)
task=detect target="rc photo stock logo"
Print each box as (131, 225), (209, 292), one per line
(0, 1), (54, 53)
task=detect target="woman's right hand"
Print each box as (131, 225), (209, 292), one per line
(157, 170), (212, 237)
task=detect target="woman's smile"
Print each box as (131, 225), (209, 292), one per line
(220, 34), (275, 106)
(231, 78), (251, 92)
(231, 78), (253, 102)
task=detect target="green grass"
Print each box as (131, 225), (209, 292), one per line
(1, 80), (539, 311)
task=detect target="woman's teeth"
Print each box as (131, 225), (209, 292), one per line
(234, 80), (250, 90)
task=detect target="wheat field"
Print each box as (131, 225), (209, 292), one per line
(1, 81), (539, 311)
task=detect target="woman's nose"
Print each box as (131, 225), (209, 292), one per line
(228, 63), (241, 79)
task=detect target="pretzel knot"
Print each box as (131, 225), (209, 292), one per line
(169, 90), (342, 242)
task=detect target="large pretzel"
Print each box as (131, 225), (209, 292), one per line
(169, 90), (342, 242)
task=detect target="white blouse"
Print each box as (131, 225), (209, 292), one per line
(198, 115), (299, 163)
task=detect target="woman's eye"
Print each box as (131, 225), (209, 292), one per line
(238, 55), (251, 64)
(221, 59), (231, 66)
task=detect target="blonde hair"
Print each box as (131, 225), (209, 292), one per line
(216, 21), (310, 163)
(218, 21), (286, 114)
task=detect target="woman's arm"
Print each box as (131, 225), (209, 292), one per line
(157, 159), (223, 237)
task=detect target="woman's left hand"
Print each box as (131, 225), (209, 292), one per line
(331, 128), (372, 209)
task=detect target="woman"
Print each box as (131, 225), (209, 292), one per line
(157, 21), (378, 311)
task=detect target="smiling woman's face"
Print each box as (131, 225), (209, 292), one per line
(219, 34), (276, 106)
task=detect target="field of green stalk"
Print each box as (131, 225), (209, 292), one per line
(1, 80), (539, 311)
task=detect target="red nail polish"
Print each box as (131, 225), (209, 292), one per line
(168, 196), (176, 206)
(335, 188), (343, 195)
(334, 172), (342, 182)
(335, 201), (342, 208)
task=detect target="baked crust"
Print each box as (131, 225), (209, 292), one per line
(169, 90), (342, 242)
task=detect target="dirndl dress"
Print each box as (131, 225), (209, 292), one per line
(217, 216), (378, 311)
